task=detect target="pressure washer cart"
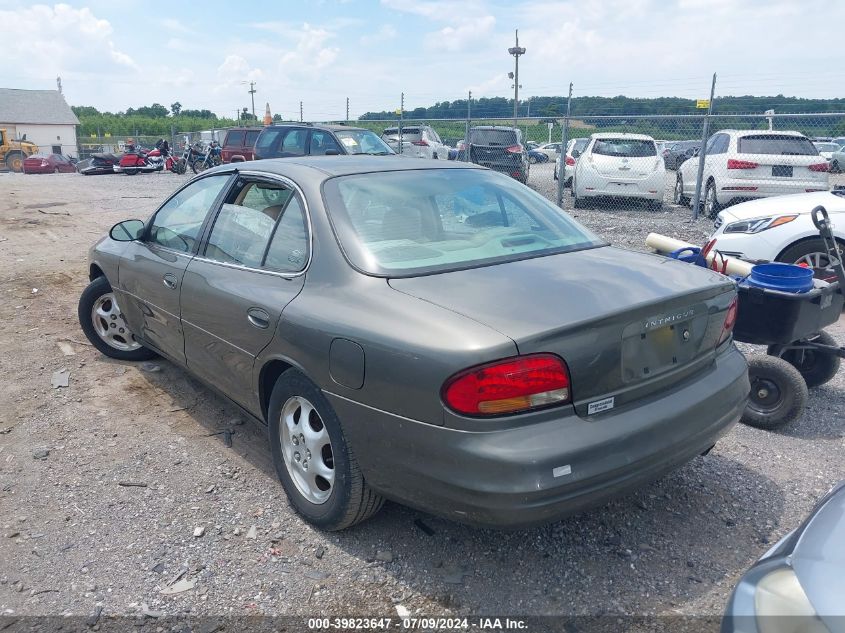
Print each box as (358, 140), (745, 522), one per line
(733, 206), (844, 429)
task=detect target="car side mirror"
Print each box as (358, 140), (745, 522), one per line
(324, 149), (341, 156)
(110, 219), (145, 242)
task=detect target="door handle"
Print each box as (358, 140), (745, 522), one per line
(162, 273), (178, 289)
(247, 307), (270, 329)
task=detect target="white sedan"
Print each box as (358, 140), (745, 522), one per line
(710, 189), (845, 280)
(572, 133), (665, 210)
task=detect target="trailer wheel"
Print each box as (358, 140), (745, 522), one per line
(741, 355), (808, 430)
(768, 331), (841, 389)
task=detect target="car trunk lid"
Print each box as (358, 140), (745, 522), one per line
(388, 246), (735, 418)
(588, 153), (661, 180)
(733, 135), (829, 186)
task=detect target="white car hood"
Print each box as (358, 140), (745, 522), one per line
(718, 191), (845, 222)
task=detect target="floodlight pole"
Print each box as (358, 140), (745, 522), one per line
(508, 30), (526, 129)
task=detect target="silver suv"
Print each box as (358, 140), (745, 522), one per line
(381, 125), (449, 160)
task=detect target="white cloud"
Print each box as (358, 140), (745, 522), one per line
(0, 4), (136, 77)
(427, 15), (495, 52)
(360, 24), (397, 45)
(161, 17), (194, 34)
(276, 23), (340, 74)
(217, 54), (264, 86)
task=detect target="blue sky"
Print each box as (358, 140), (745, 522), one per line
(0, 0), (842, 120)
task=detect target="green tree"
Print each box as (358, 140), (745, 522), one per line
(171, 102), (182, 116)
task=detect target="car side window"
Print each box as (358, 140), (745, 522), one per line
(705, 134), (719, 154)
(280, 129), (308, 157)
(226, 131), (245, 146)
(309, 131), (342, 156)
(245, 131), (260, 147)
(204, 181), (292, 268)
(712, 134), (729, 154)
(263, 196), (309, 273)
(148, 175), (231, 253)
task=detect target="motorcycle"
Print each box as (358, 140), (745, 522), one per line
(191, 140), (222, 174)
(118, 139), (177, 175)
(80, 152), (120, 175)
(172, 141), (204, 175)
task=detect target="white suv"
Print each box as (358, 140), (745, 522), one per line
(381, 125), (449, 160)
(675, 130), (829, 218)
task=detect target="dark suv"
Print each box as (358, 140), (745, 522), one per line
(464, 126), (530, 183)
(253, 124), (394, 160)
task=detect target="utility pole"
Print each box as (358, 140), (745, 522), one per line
(300, 101), (303, 122)
(508, 29), (526, 129)
(248, 81), (257, 122)
(346, 97), (350, 123)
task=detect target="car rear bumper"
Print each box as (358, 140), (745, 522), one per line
(715, 177), (828, 204)
(578, 170), (664, 201)
(326, 346), (748, 527)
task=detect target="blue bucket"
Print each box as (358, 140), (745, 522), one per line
(745, 262), (814, 293)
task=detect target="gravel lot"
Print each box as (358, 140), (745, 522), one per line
(0, 165), (843, 625)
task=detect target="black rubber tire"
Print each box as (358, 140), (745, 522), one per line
(78, 276), (157, 361)
(565, 177), (573, 188)
(768, 331), (841, 389)
(741, 355), (808, 430)
(191, 159), (206, 175)
(573, 196), (586, 209)
(124, 168), (139, 176)
(831, 160), (840, 174)
(674, 173), (689, 206)
(703, 180), (721, 219)
(5, 152), (24, 172)
(268, 369), (384, 530)
(553, 169), (558, 180)
(777, 238), (845, 279)
(647, 200), (663, 211)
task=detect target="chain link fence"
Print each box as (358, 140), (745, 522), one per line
(347, 112), (845, 217)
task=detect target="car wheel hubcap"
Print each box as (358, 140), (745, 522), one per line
(91, 293), (142, 351)
(280, 396), (334, 504)
(794, 252), (830, 277)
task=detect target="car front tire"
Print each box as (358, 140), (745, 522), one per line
(703, 180), (720, 219)
(268, 369), (383, 530)
(778, 238), (845, 279)
(78, 276), (157, 361)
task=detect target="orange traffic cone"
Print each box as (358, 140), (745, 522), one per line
(263, 103), (272, 126)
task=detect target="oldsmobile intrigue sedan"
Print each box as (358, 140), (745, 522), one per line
(78, 157), (748, 530)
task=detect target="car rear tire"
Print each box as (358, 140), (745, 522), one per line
(268, 369), (384, 530)
(673, 174), (689, 206)
(777, 238), (845, 280)
(831, 159), (840, 173)
(647, 200), (663, 211)
(703, 180), (720, 219)
(767, 331), (841, 389)
(78, 276), (157, 361)
(741, 355), (808, 430)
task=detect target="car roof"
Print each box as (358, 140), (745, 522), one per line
(261, 123), (370, 133)
(209, 156), (484, 178)
(721, 129), (808, 138)
(589, 132), (655, 140)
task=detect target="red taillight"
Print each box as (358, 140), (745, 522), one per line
(411, 140), (429, 146)
(565, 156), (575, 166)
(506, 144), (522, 154)
(442, 354), (572, 416)
(727, 159), (758, 170)
(809, 162), (829, 172)
(718, 297), (738, 346)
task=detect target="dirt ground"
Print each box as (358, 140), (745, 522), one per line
(0, 169), (843, 625)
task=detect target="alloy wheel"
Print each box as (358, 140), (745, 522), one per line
(90, 293), (142, 351)
(280, 396), (335, 504)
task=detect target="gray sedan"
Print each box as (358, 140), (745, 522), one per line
(78, 157), (748, 530)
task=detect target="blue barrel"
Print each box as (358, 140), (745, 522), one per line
(745, 262), (814, 293)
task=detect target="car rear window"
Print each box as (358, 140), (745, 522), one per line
(469, 129), (518, 146)
(323, 168), (603, 277)
(225, 131), (245, 146)
(738, 135), (817, 156)
(592, 138), (656, 157)
(335, 130), (393, 155)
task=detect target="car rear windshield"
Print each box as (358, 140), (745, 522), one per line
(323, 168), (604, 277)
(469, 129), (518, 146)
(738, 135), (817, 155)
(383, 127), (421, 138)
(814, 143), (839, 152)
(592, 138), (656, 157)
(335, 130), (394, 155)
